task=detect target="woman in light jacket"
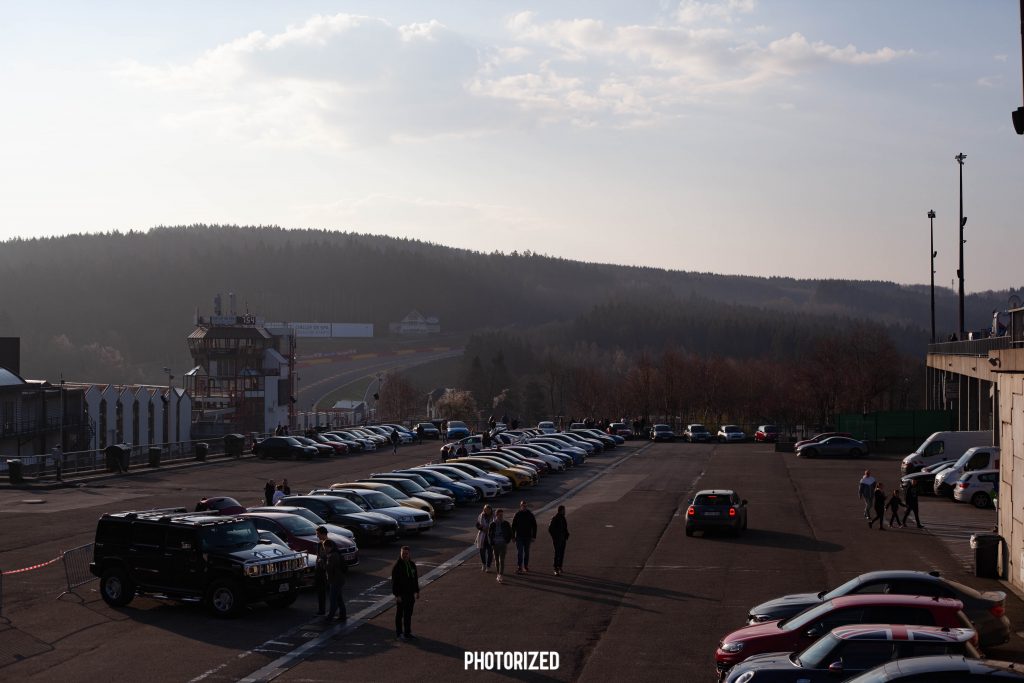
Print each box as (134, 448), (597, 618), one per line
(475, 504), (494, 572)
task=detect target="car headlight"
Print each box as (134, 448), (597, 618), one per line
(720, 641), (744, 654)
(734, 671), (755, 683)
(748, 614), (771, 623)
(245, 564), (259, 577)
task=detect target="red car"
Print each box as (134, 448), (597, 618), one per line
(715, 594), (970, 679)
(310, 433), (350, 454)
(240, 512), (359, 566)
(793, 431), (852, 450)
(754, 425), (779, 443)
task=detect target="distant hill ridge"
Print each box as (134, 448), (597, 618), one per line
(0, 225), (1013, 383)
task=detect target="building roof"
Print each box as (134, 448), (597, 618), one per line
(0, 366), (26, 387)
(189, 326), (272, 340)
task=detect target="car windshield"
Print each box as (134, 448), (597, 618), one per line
(274, 515), (318, 535)
(821, 576), (865, 601)
(694, 494), (732, 506)
(655, 425), (670, 431)
(210, 497), (241, 510)
(285, 507), (325, 526)
(283, 437), (302, 445)
(390, 479), (426, 493)
(690, 425), (707, 432)
(762, 425), (777, 432)
(780, 600), (835, 632)
(325, 498), (364, 514)
(436, 467), (468, 480)
(361, 491), (401, 509)
(199, 521), (260, 550)
(370, 484), (407, 499)
(724, 426), (741, 433)
(449, 421), (467, 429)
(794, 633), (841, 668)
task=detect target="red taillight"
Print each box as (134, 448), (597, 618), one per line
(729, 507), (737, 517)
(957, 482), (968, 489)
(991, 605), (1005, 618)
(687, 506), (695, 517)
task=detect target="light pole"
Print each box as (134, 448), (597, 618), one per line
(928, 210), (937, 343)
(955, 153), (967, 338)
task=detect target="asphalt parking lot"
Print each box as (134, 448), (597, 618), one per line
(0, 440), (1020, 681)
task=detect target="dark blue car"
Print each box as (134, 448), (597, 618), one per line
(398, 468), (479, 504)
(445, 420), (471, 440)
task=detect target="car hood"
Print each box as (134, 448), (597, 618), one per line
(345, 510), (399, 526)
(296, 532), (356, 551)
(749, 593), (821, 620)
(233, 542), (300, 563)
(720, 620), (790, 647)
(729, 652), (798, 676)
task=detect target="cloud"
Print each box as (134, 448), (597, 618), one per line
(977, 75), (1003, 88)
(117, 8), (914, 145)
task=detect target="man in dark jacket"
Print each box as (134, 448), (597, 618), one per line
(548, 505), (569, 576)
(314, 526), (331, 616)
(391, 546), (420, 639)
(325, 534), (348, 621)
(488, 509), (513, 583)
(390, 429), (400, 454)
(511, 500), (537, 575)
(901, 479), (924, 528)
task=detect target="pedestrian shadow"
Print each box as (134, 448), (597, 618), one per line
(695, 529), (843, 553)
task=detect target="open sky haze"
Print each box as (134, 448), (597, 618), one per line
(2, 1), (1021, 291)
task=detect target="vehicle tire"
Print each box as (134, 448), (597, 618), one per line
(802, 448), (817, 459)
(267, 590), (298, 609)
(685, 527), (693, 537)
(850, 448), (863, 458)
(100, 566), (135, 607)
(972, 492), (992, 509)
(206, 579), (243, 617)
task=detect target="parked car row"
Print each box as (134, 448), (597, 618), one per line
(253, 424), (424, 460)
(717, 569), (1013, 682)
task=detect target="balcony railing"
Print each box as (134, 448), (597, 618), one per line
(927, 336), (1014, 357)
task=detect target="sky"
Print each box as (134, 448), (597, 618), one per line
(1, 1), (1022, 291)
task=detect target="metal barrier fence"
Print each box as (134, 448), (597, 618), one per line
(2, 437), (254, 483)
(59, 544), (95, 599)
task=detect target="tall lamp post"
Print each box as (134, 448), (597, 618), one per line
(955, 153), (967, 338)
(928, 210), (937, 343)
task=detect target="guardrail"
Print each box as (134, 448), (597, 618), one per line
(59, 544), (95, 599)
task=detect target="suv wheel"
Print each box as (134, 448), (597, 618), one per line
(206, 579), (243, 617)
(100, 566), (135, 607)
(972, 492), (992, 509)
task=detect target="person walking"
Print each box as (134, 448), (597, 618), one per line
(264, 479), (276, 506)
(512, 500), (537, 574)
(282, 478), (291, 496)
(325, 533), (348, 621)
(314, 526), (331, 616)
(886, 486), (904, 528)
(488, 509), (513, 584)
(858, 470), (876, 519)
(867, 481), (887, 530)
(548, 505), (569, 576)
(441, 420), (449, 444)
(901, 479), (924, 528)
(475, 504), (494, 572)
(390, 429), (400, 454)
(391, 546), (420, 640)
(272, 483), (286, 505)
(416, 423), (424, 444)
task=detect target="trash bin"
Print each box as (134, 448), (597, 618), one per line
(970, 533), (1001, 578)
(148, 446), (162, 468)
(223, 434), (244, 458)
(195, 442), (209, 461)
(105, 444), (129, 473)
(7, 458), (23, 484)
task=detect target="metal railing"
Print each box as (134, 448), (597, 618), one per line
(58, 544), (96, 599)
(927, 336), (1014, 357)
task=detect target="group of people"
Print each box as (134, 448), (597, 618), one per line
(858, 469), (923, 530)
(474, 501), (570, 582)
(263, 478), (291, 505)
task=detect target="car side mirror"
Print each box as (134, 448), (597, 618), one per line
(806, 626), (823, 639)
(827, 661), (843, 673)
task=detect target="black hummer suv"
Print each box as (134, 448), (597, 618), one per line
(90, 508), (307, 617)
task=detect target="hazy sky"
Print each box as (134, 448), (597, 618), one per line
(2, 1), (1021, 291)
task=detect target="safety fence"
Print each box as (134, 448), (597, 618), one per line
(1, 436), (257, 483)
(0, 544), (97, 617)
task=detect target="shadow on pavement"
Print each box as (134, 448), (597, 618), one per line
(694, 529), (844, 553)
(503, 571), (710, 607)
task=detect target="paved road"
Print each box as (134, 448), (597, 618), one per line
(0, 441), (1018, 682)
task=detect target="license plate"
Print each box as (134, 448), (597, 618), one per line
(278, 583), (290, 592)
(704, 511), (720, 517)
(385, 530), (396, 536)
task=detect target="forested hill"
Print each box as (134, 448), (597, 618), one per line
(0, 225), (1012, 383)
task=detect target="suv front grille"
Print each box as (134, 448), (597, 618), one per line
(245, 556), (305, 577)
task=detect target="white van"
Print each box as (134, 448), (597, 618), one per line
(934, 446), (1000, 497)
(901, 430), (992, 475)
